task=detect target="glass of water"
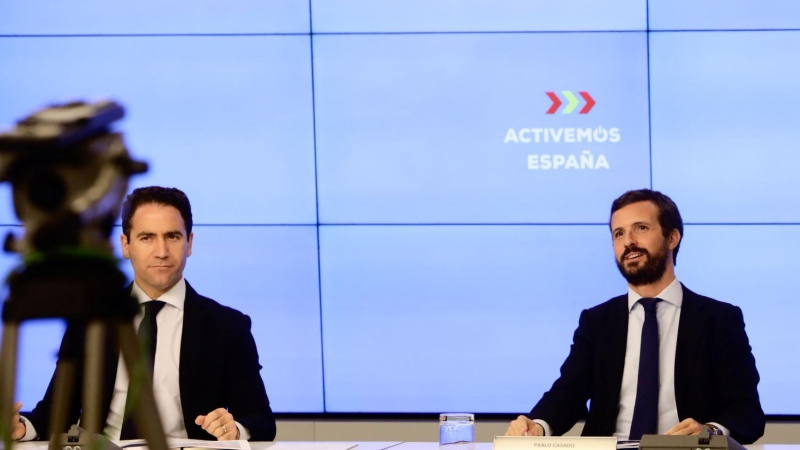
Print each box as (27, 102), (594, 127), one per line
(439, 413), (475, 450)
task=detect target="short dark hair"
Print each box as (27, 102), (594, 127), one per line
(610, 189), (683, 265)
(121, 186), (193, 240)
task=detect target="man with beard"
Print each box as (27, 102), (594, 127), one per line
(505, 189), (764, 444)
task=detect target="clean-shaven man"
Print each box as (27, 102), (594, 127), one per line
(12, 186), (276, 441)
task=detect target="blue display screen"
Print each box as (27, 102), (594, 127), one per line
(0, 36), (317, 225)
(0, 0), (310, 35)
(0, 225), (324, 411)
(311, 0), (646, 33)
(678, 225), (800, 415)
(650, 31), (800, 223)
(1, 1), (798, 416)
(319, 224), (621, 412)
(649, 0), (800, 31)
(314, 33), (649, 224)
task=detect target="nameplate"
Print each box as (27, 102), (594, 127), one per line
(494, 436), (618, 450)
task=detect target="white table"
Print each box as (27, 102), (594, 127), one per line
(386, 443), (800, 450)
(7, 441), (798, 450)
(252, 443), (402, 450)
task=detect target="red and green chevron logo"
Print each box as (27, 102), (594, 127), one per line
(546, 91), (595, 114)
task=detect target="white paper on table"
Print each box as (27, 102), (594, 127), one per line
(0, 437), (250, 450)
(168, 439), (251, 450)
(117, 439), (251, 449)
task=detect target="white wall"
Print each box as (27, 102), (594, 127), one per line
(275, 420), (800, 444)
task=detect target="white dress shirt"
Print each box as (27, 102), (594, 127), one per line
(104, 278), (188, 440)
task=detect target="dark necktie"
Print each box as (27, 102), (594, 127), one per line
(120, 300), (166, 440)
(629, 297), (661, 440)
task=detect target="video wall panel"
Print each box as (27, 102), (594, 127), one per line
(1, 1), (799, 417)
(12, 320), (65, 414)
(314, 32), (650, 224)
(0, 0), (310, 35)
(0, 226), (66, 411)
(650, 31), (800, 223)
(678, 225), (800, 414)
(0, 35), (317, 225)
(175, 226), (324, 412)
(311, 0), (646, 33)
(319, 225), (622, 412)
(0, 226), (324, 412)
(649, 0), (800, 31)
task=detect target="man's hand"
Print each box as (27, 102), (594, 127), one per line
(665, 418), (706, 436)
(505, 416), (544, 436)
(195, 408), (239, 441)
(11, 402), (26, 440)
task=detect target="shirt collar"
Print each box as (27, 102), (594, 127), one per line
(627, 277), (683, 312)
(131, 277), (186, 311)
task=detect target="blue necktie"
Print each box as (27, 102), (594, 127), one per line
(629, 297), (661, 440)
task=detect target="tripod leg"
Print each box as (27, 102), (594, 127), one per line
(82, 321), (106, 434)
(117, 322), (167, 450)
(47, 358), (77, 450)
(0, 322), (20, 446)
(47, 321), (88, 450)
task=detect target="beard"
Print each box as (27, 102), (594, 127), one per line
(616, 240), (670, 286)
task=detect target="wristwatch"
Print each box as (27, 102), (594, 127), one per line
(706, 423), (723, 436)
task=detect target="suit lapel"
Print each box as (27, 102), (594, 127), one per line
(179, 282), (207, 405)
(606, 295), (630, 423)
(674, 284), (705, 416)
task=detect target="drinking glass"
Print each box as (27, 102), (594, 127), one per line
(439, 413), (475, 450)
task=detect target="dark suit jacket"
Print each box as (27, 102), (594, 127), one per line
(530, 284), (764, 444)
(25, 281), (277, 441)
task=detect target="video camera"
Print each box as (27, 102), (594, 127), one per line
(0, 100), (147, 257)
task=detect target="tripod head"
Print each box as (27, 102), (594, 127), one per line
(0, 100), (147, 258)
